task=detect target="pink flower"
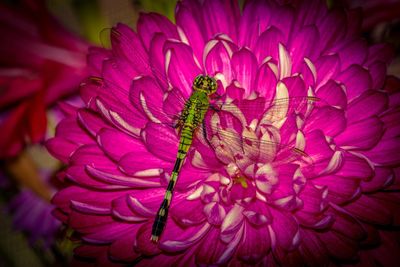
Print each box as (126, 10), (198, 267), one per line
(47, 0), (400, 265)
(7, 188), (61, 247)
(0, 0), (89, 158)
(338, 0), (400, 30)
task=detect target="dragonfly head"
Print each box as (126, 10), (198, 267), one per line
(193, 75), (217, 95)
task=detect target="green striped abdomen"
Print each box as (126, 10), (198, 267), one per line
(151, 126), (194, 242)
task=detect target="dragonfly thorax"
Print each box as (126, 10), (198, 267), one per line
(192, 75), (217, 95)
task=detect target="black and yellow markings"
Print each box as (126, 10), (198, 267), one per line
(151, 75), (217, 242)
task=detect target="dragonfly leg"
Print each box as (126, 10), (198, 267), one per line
(210, 105), (220, 112)
(210, 93), (222, 100)
(202, 121), (214, 149)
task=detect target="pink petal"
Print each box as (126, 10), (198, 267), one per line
(365, 43), (394, 66)
(129, 76), (169, 123)
(46, 137), (78, 164)
(361, 166), (394, 193)
(335, 152), (374, 180)
(305, 106), (346, 137)
(135, 222), (161, 256)
(69, 144), (115, 169)
(118, 151), (169, 177)
(204, 202), (226, 226)
(200, 0), (240, 43)
(127, 188), (171, 217)
(231, 48), (258, 96)
(112, 194), (147, 222)
(238, 1), (270, 48)
(65, 165), (125, 190)
(111, 24), (150, 76)
(108, 231), (140, 262)
(303, 130), (335, 175)
(254, 26), (285, 62)
(142, 122), (178, 162)
(313, 175), (360, 205)
(77, 109), (109, 137)
(335, 117), (384, 150)
(329, 205), (366, 241)
(295, 0), (326, 30)
(204, 39), (234, 82)
(254, 61), (278, 99)
(101, 59), (131, 94)
(53, 186), (123, 214)
(69, 210), (114, 235)
(315, 79), (347, 109)
(137, 13), (178, 50)
(298, 229), (329, 267)
(220, 204), (244, 242)
(174, 161), (209, 191)
(295, 210), (333, 230)
(317, 9), (346, 52)
(175, 2), (205, 63)
(86, 165), (160, 188)
(243, 201), (271, 226)
(236, 222), (271, 264)
(87, 47), (110, 75)
(315, 55), (340, 88)
(55, 116), (93, 145)
(270, 208), (299, 250)
(298, 183), (328, 214)
(289, 25), (320, 70)
(369, 232), (400, 267)
(148, 33), (169, 89)
(268, 4), (294, 42)
(164, 41), (202, 97)
(369, 61), (387, 90)
(196, 226), (242, 265)
(344, 195), (392, 225)
(337, 65), (372, 101)
(97, 128), (144, 161)
(363, 135), (400, 166)
(347, 90), (388, 124)
(336, 39), (367, 70)
(317, 230), (358, 260)
(170, 198), (206, 226)
(71, 200), (110, 215)
(95, 95), (145, 136)
(159, 221), (210, 252)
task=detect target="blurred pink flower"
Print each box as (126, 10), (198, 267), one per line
(0, 0), (89, 158)
(339, 0), (400, 30)
(47, 0), (400, 265)
(7, 178), (61, 247)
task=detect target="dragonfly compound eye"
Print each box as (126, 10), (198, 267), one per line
(193, 75), (217, 95)
(207, 76), (217, 95)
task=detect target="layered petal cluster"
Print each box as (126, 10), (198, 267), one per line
(47, 0), (400, 266)
(0, 0), (89, 158)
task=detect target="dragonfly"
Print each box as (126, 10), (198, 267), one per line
(151, 74), (217, 242)
(97, 26), (320, 242)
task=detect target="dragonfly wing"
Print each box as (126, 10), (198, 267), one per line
(142, 121), (180, 163)
(200, 95), (319, 167)
(130, 76), (179, 125)
(99, 26), (195, 128)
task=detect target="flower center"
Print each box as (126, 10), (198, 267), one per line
(233, 175), (248, 189)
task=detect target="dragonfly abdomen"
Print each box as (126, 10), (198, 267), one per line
(151, 133), (193, 242)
